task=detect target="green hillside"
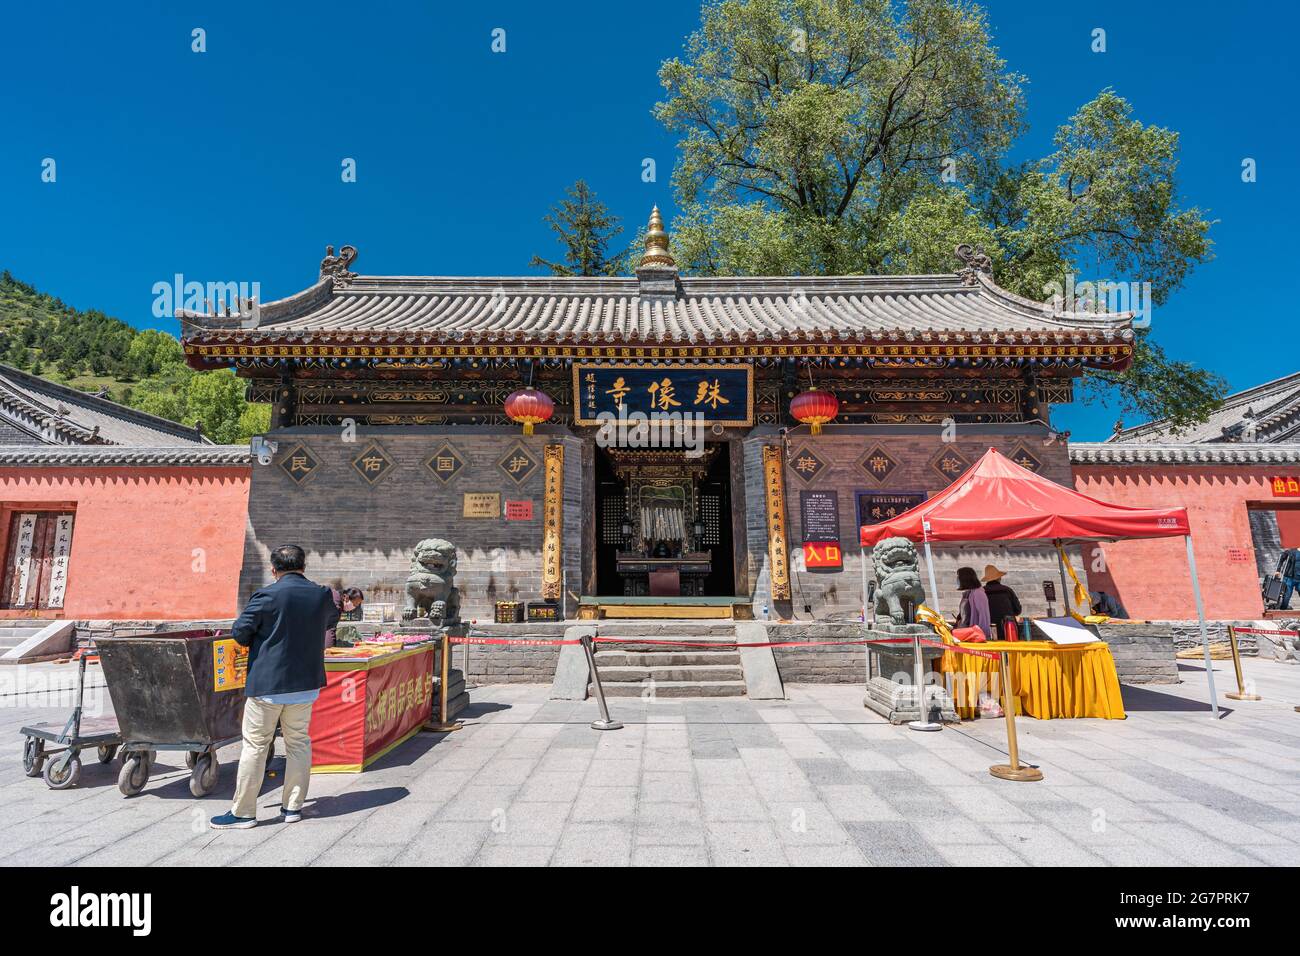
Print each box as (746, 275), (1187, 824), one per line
(0, 269), (268, 442)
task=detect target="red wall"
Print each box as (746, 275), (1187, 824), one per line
(0, 466), (250, 620)
(1072, 464), (1286, 620)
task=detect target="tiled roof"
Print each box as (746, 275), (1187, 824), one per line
(1071, 442), (1300, 464)
(0, 364), (207, 446)
(1109, 371), (1300, 444)
(182, 271), (1134, 350)
(0, 444), (249, 466)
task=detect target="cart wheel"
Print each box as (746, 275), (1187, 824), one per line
(44, 755), (81, 790)
(189, 752), (219, 797)
(185, 751), (198, 770)
(97, 744), (118, 765)
(117, 754), (150, 797)
(22, 737), (45, 778)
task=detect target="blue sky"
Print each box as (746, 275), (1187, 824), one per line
(1, 1), (1296, 439)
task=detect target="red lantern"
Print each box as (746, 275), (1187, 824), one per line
(790, 388), (839, 435)
(504, 387), (554, 435)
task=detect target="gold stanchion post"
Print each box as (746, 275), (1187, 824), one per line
(1225, 626), (1261, 701)
(424, 631), (463, 733)
(989, 651), (1042, 782)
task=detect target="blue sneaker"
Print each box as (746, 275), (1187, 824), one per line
(210, 811), (257, 830)
(281, 806), (302, 823)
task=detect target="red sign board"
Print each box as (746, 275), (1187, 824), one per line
(803, 542), (843, 570)
(1226, 547), (1252, 563)
(1271, 477), (1300, 497)
(505, 500), (534, 520)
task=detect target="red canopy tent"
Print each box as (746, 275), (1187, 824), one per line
(859, 448), (1219, 716)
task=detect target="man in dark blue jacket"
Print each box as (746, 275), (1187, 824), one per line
(211, 545), (339, 829)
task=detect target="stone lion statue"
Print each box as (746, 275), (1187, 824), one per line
(872, 536), (926, 624)
(404, 538), (461, 623)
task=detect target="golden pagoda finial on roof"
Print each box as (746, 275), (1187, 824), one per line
(638, 206), (676, 270)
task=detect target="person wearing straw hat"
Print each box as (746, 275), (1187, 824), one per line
(982, 564), (1022, 640)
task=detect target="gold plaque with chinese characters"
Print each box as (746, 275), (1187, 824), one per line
(462, 493), (501, 518)
(762, 445), (792, 600)
(541, 444), (564, 600)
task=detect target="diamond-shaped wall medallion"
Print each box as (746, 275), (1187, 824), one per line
(279, 443), (319, 485)
(1009, 444), (1043, 474)
(858, 446), (898, 484)
(788, 447), (827, 484)
(497, 443), (539, 485)
(351, 442), (395, 486)
(425, 443), (465, 483)
(930, 446), (971, 485)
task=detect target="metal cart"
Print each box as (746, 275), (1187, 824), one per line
(19, 648), (122, 790)
(97, 628), (245, 797)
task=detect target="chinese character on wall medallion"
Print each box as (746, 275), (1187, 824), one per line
(351, 443), (395, 485)
(425, 443), (465, 483)
(279, 443), (319, 485)
(930, 446), (971, 485)
(497, 443), (540, 485)
(788, 447), (827, 484)
(858, 445), (898, 484)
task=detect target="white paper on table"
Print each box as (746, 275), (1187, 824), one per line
(1031, 617), (1100, 645)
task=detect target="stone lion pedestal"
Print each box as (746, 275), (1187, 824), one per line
(863, 623), (958, 724)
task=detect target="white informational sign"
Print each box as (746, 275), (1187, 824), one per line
(1032, 616), (1100, 645)
(47, 514), (74, 608)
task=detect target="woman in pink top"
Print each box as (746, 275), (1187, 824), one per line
(954, 566), (992, 639)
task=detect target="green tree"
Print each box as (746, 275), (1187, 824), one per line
(656, 0), (1222, 431)
(530, 180), (629, 276)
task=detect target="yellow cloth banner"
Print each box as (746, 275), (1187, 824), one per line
(1055, 543), (1110, 626)
(938, 640), (1126, 720)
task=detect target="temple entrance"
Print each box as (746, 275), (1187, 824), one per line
(593, 443), (737, 605)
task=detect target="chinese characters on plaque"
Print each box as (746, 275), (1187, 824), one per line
(571, 363), (753, 426)
(762, 446), (792, 600)
(541, 445), (564, 601)
(857, 492), (927, 529)
(1272, 476), (1300, 497)
(462, 493), (501, 518)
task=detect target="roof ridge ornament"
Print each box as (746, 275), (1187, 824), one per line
(954, 243), (993, 286)
(320, 244), (358, 287)
(636, 207), (679, 298)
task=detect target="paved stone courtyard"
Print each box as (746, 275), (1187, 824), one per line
(0, 658), (1298, 867)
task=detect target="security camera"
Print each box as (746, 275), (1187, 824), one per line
(251, 436), (278, 466)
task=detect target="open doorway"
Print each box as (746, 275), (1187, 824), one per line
(594, 443), (735, 598)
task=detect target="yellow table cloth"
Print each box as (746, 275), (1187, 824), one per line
(937, 640), (1126, 720)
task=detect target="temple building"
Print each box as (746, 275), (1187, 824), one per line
(182, 210), (1134, 623)
(1073, 372), (1300, 620)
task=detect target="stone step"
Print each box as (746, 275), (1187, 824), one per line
(592, 680), (748, 698)
(594, 650), (741, 667)
(0, 637), (24, 651)
(588, 622), (738, 638)
(596, 664), (744, 683)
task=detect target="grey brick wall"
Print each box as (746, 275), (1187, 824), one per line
(750, 425), (1076, 622)
(241, 426), (584, 622)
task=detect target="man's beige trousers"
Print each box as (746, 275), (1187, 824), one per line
(231, 697), (313, 819)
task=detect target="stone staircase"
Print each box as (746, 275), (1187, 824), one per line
(588, 622), (747, 698)
(0, 619), (59, 655)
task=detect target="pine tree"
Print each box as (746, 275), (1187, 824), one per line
(530, 180), (628, 277)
